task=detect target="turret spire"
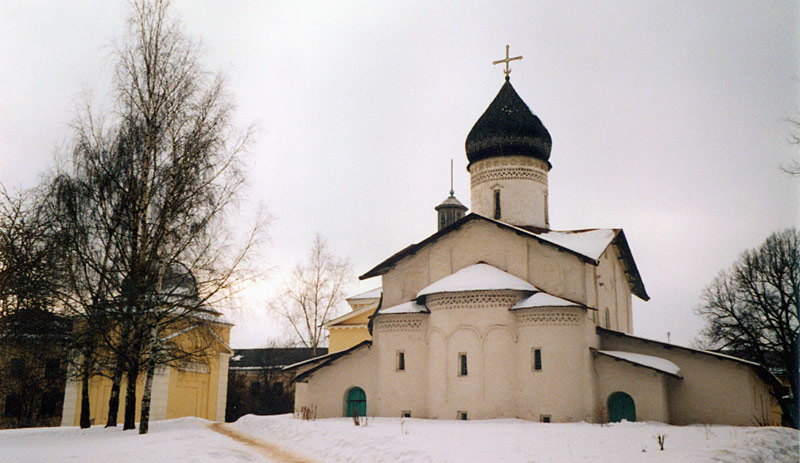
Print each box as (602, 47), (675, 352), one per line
(450, 159), (454, 196)
(435, 160), (468, 231)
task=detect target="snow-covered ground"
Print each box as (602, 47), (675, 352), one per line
(2, 415), (798, 463)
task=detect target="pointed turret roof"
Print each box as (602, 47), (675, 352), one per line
(465, 77), (552, 167)
(434, 194), (467, 211)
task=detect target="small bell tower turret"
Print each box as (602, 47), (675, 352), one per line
(435, 160), (468, 230)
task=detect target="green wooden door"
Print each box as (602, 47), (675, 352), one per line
(607, 392), (636, 422)
(346, 387), (366, 417)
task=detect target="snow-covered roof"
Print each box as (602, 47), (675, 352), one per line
(417, 263), (538, 298)
(284, 341), (372, 380)
(596, 327), (782, 389)
(378, 301), (429, 315)
(596, 350), (682, 378)
(347, 287), (382, 301)
(511, 292), (587, 310)
(534, 229), (616, 261)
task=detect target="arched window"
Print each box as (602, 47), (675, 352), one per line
(346, 387), (366, 417)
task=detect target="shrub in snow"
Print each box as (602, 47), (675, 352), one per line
(295, 406), (316, 421)
(655, 433), (667, 451)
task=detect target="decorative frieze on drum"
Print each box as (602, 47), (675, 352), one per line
(427, 292), (520, 311)
(470, 166), (547, 187)
(515, 310), (581, 326)
(469, 156), (548, 187)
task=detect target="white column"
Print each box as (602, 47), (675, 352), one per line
(148, 366), (172, 421)
(215, 353), (231, 422)
(60, 375), (79, 427)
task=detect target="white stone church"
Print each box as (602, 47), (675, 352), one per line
(287, 67), (780, 425)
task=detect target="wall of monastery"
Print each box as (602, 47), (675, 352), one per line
(62, 323), (231, 426)
(593, 354), (669, 422)
(594, 245), (633, 333)
(367, 291), (602, 422)
(468, 156), (550, 228)
(599, 333), (776, 425)
(423, 290), (523, 419)
(514, 307), (598, 422)
(372, 314), (428, 417)
(293, 345), (377, 418)
(62, 353), (227, 427)
(328, 326), (371, 353)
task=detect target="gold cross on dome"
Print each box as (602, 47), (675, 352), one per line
(493, 45), (522, 76)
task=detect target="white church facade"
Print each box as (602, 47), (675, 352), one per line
(287, 67), (780, 426)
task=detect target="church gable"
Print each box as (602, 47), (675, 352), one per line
(377, 219), (598, 308)
(362, 214), (647, 308)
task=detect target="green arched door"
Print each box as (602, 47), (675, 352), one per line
(346, 387), (366, 417)
(607, 392), (636, 422)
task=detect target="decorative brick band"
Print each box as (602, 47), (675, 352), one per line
(471, 166), (547, 187)
(515, 311), (581, 326)
(374, 318), (424, 332)
(427, 292), (520, 311)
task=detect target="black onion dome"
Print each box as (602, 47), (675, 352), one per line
(466, 78), (552, 167)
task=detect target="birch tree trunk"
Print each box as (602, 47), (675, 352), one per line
(138, 354), (157, 434)
(105, 357), (124, 427)
(79, 354), (92, 429)
(122, 367), (138, 430)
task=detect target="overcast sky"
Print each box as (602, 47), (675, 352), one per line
(1, 1), (798, 348)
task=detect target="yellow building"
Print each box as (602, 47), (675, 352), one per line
(324, 288), (381, 353)
(60, 308), (233, 426)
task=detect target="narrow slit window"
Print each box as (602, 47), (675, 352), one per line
(493, 190), (501, 219)
(533, 348), (542, 371)
(459, 353), (468, 376)
(544, 191), (549, 226)
(396, 351), (405, 371)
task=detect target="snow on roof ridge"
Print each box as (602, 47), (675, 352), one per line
(378, 301), (428, 314)
(528, 228), (617, 261)
(597, 350), (682, 377)
(511, 291), (587, 310)
(417, 263), (538, 298)
(348, 287), (382, 300)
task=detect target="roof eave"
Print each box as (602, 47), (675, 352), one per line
(324, 303), (378, 327)
(590, 347), (683, 379)
(288, 340), (373, 383)
(596, 327), (781, 389)
(610, 230), (650, 301)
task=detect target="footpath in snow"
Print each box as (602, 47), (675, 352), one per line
(1, 414), (798, 463)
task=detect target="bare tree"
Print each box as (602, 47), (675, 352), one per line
(783, 117), (800, 176)
(695, 228), (799, 428)
(0, 187), (69, 428)
(275, 235), (351, 356)
(54, 0), (265, 434)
